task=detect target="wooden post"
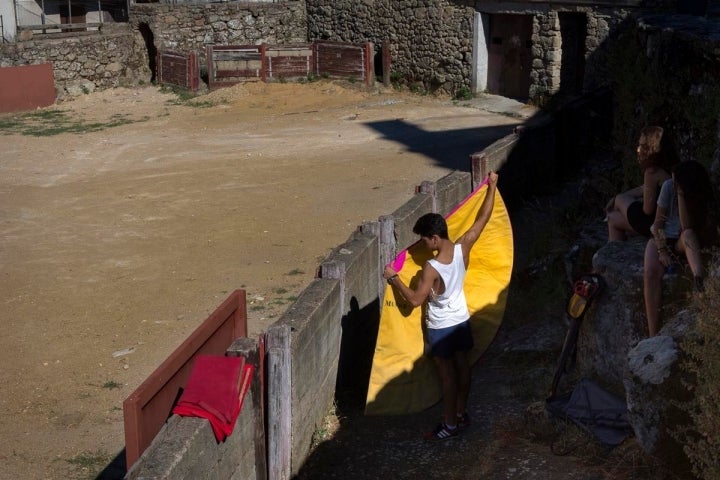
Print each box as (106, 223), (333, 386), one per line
(418, 180), (437, 213)
(321, 260), (346, 311)
(261, 43), (268, 83)
(266, 324), (291, 480)
(470, 152), (488, 189)
(364, 42), (375, 86)
(378, 215), (395, 300)
(227, 337), (267, 480)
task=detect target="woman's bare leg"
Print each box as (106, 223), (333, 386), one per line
(677, 229), (705, 290)
(644, 239), (665, 336)
(607, 193), (640, 241)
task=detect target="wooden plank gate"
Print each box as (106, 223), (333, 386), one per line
(157, 50), (200, 92)
(207, 41), (374, 89)
(265, 43), (313, 81)
(207, 44), (266, 90)
(314, 40), (374, 86)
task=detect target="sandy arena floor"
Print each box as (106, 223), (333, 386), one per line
(0, 81), (525, 479)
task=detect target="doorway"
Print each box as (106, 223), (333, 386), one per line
(486, 14), (533, 100)
(559, 12), (587, 95)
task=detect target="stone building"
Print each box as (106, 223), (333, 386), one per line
(305, 0), (680, 101)
(0, 0), (712, 103)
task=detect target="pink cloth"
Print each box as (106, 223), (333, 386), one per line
(172, 355), (254, 442)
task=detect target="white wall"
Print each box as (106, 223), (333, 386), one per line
(471, 11), (489, 94)
(0, 0), (17, 41)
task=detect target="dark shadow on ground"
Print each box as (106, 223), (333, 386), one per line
(94, 449), (126, 480)
(363, 119), (520, 172)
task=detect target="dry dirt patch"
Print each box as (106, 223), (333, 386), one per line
(0, 81), (521, 479)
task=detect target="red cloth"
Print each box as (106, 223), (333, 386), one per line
(172, 355), (254, 442)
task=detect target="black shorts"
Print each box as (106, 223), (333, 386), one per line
(627, 201), (654, 237)
(426, 320), (474, 358)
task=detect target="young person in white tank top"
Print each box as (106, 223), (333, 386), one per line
(384, 172), (498, 441)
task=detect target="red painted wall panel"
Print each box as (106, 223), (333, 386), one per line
(0, 63), (56, 113)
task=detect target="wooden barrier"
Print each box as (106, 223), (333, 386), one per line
(266, 43), (313, 81)
(0, 63), (55, 113)
(157, 50), (200, 92)
(314, 40), (374, 86)
(207, 44), (266, 90)
(122, 289), (248, 468)
(207, 40), (374, 89)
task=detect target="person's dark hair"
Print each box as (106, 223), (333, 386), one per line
(413, 213), (449, 240)
(673, 160), (715, 233)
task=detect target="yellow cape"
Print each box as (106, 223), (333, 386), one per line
(365, 182), (513, 415)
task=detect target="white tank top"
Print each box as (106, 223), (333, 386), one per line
(426, 243), (470, 329)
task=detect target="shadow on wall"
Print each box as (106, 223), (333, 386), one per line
(334, 296), (380, 416)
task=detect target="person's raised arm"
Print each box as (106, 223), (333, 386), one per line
(456, 172), (498, 264)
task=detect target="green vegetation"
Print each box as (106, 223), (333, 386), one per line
(66, 450), (110, 479)
(299, 72), (320, 83)
(677, 256), (720, 479)
(159, 84), (217, 108)
(310, 403), (340, 449)
(159, 83), (194, 102)
(453, 86), (472, 101)
(102, 380), (122, 390)
(0, 109), (137, 136)
(408, 81), (425, 94)
(286, 268), (304, 276)
(389, 70), (404, 89)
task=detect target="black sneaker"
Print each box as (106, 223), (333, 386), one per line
(424, 422), (458, 441)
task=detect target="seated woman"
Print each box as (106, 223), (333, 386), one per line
(606, 126), (672, 241)
(643, 160), (716, 336)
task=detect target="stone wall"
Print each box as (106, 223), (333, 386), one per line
(0, 2), (306, 100)
(606, 14), (720, 186)
(305, 1), (638, 100)
(129, 1), (307, 67)
(525, 8), (631, 100)
(0, 26), (150, 99)
(306, 0), (476, 96)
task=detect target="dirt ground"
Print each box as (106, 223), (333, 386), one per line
(0, 81), (527, 479)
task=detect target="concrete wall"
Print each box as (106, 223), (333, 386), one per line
(277, 278), (343, 473)
(125, 338), (265, 480)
